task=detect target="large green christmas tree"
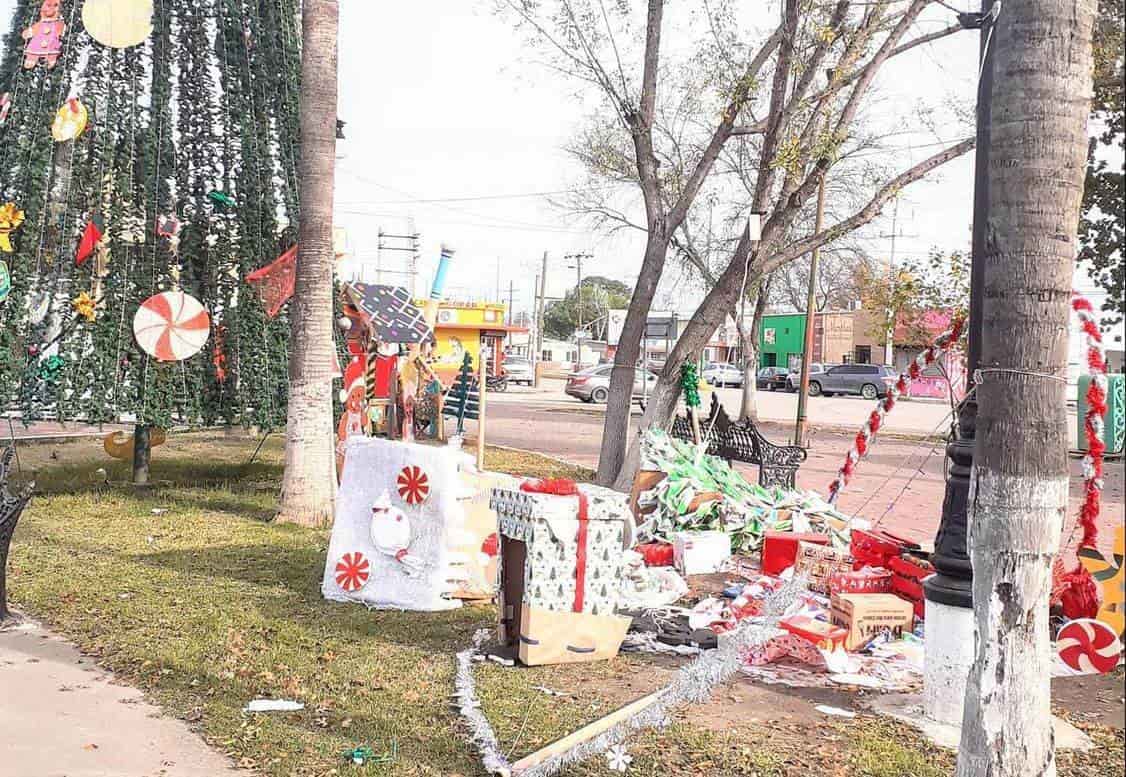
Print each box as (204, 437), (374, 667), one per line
(0, 0), (300, 434)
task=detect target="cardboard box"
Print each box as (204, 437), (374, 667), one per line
(672, 530), (731, 576)
(830, 593), (915, 651)
(793, 541), (852, 594)
(761, 531), (831, 576)
(850, 528), (921, 570)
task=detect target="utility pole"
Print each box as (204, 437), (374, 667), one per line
(885, 197), (899, 365)
(407, 215), (419, 297)
(535, 252), (548, 386)
(377, 224), (417, 290)
(794, 174), (826, 447)
(565, 252), (591, 370)
(507, 280), (515, 325)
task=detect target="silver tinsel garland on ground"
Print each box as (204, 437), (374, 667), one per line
(453, 576), (809, 777)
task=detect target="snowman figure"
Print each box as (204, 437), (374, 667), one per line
(370, 490), (424, 575)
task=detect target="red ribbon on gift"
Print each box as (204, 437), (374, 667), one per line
(521, 478), (589, 612)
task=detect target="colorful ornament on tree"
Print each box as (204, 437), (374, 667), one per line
(51, 97), (88, 141)
(37, 354), (65, 383)
(156, 214), (182, 256)
(1056, 618), (1123, 674)
(132, 291), (211, 362)
(333, 552), (371, 592)
(22, 0), (66, 70)
(81, 0), (153, 49)
(680, 362), (701, 409)
(0, 92), (11, 125)
(1078, 526), (1125, 640)
(72, 291), (96, 321)
(0, 260), (9, 303)
(396, 465), (430, 506)
(75, 215), (105, 265)
(207, 190), (236, 210)
(245, 244), (296, 318)
(26, 293), (49, 326)
(0, 203), (25, 253)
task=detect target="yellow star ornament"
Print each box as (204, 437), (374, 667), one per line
(73, 291), (97, 322)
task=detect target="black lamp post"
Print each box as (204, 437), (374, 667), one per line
(923, 2), (996, 610)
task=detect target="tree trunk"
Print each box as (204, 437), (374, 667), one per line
(596, 230), (668, 486)
(739, 280), (770, 422)
(955, 1), (1094, 775)
(277, 0), (339, 527)
(131, 424), (151, 486)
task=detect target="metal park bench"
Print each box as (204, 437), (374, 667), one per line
(1, 447), (33, 622)
(670, 393), (807, 489)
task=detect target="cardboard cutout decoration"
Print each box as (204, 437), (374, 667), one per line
(0, 260), (10, 303)
(22, 0), (66, 70)
(333, 552), (370, 592)
(370, 490), (424, 575)
(26, 291), (50, 324)
(72, 291), (96, 321)
(246, 244), (296, 318)
(343, 283), (430, 344)
(0, 203), (25, 253)
(1079, 526), (1126, 639)
(132, 291), (210, 361)
(335, 356), (368, 480)
(0, 93), (11, 125)
(1057, 618), (1123, 674)
(51, 97), (87, 141)
(103, 427), (166, 460)
(156, 214), (182, 255)
(82, 0), (153, 49)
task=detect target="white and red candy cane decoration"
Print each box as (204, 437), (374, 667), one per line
(827, 317), (965, 503)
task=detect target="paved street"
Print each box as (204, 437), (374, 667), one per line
(485, 380), (1121, 556)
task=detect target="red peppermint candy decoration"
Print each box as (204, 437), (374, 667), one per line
(397, 465), (430, 505)
(1057, 618), (1123, 674)
(334, 551), (370, 592)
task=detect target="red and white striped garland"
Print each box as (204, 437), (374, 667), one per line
(827, 317), (966, 503)
(1071, 292), (1106, 551)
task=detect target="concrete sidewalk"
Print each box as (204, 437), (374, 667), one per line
(0, 618), (237, 777)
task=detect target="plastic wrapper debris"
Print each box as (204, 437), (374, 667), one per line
(618, 550), (690, 609)
(638, 429), (853, 553)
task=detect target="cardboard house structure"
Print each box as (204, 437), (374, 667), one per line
(490, 483), (635, 665)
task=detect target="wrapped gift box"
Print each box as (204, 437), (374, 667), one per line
(672, 530), (731, 575)
(793, 540), (852, 594)
(851, 528), (921, 570)
(829, 566), (893, 595)
(635, 541), (675, 567)
(762, 531), (831, 575)
(887, 554), (933, 619)
(830, 592), (915, 651)
(779, 614), (848, 651)
(491, 483), (633, 665)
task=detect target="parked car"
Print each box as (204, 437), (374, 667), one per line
(756, 366), (790, 391)
(784, 362), (831, 392)
(564, 364), (657, 404)
(502, 356), (535, 386)
(809, 363), (897, 399)
(702, 363), (744, 387)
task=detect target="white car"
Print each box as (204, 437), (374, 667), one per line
(702, 363), (744, 388)
(502, 356), (535, 386)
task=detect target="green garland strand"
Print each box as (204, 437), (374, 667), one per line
(681, 362), (701, 409)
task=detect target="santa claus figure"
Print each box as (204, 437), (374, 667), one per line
(370, 490), (424, 575)
(336, 356), (368, 479)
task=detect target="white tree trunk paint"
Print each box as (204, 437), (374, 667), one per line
(956, 470), (1067, 777)
(923, 598), (975, 726)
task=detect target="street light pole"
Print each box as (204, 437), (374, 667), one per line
(922, 0), (995, 727)
(795, 174), (827, 447)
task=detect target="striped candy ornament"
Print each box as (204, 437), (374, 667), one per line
(334, 551), (370, 592)
(827, 317), (965, 503)
(1071, 293), (1107, 551)
(1056, 618), (1122, 674)
(132, 291), (211, 362)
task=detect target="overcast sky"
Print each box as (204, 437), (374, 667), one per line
(6, 0), (1112, 331)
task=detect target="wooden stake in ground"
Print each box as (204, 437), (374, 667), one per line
(477, 351), (488, 471)
(955, 1), (1095, 775)
(278, 0), (340, 526)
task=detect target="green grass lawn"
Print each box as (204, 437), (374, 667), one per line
(5, 432), (1121, 776)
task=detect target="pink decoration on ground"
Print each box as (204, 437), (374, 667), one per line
(396, 465), (430, 505)
(334, 551), (371, 592)
(827, 317), (965, 502)
(1057, 618), (1122, 674)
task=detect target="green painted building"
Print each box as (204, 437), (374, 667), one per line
(758, 314), (807, 370)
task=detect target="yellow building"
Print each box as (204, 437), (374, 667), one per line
(425, 300), (526, 384)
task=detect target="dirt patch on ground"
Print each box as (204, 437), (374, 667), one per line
(1053, 668), (1126, 729)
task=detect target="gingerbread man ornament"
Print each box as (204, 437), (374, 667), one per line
(22, 0), (66, 70)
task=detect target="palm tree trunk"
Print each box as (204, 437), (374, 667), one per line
(955, 1), (1095, 774)
(277, 0), (339, 527)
